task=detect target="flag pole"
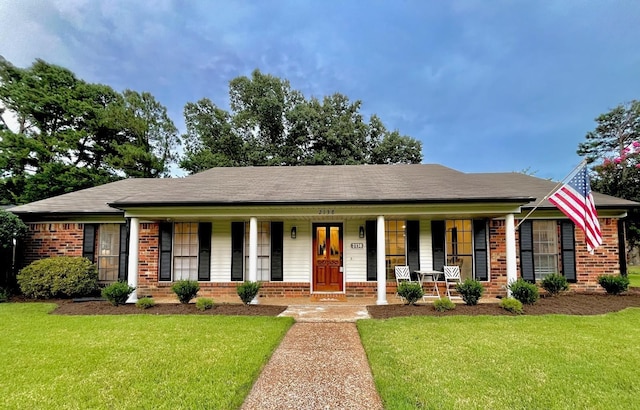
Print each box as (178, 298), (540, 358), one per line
(515, 159), (588, 230)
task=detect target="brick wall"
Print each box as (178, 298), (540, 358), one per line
(485, 217), (621, 296)
(21, 223), (85, 267)
(136, 223), (160, 296)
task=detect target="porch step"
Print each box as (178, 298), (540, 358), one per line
(309, 293), (348, 302)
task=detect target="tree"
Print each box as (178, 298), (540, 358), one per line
(0, 209), (27, 249)
(577, 100), (640, 251)
(180, 98), (245, 173)
(180, 69), (423, 172)
(0, 57), (180, 204)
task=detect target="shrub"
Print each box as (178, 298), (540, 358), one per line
(101, 281), (135, 306)
(196, 297), (214, 311)
(172, 280), (200, 304)
(17, 257), (98, 299)
(541, 273), (569, 296)
(508, 278), (539, 305)
(0, 287), (9, 303)
(237, 281), (261, 304)
(455, 279), (484, 306)
(397, 282), (424, 305)
(135, 297), (155, 309)
(433, 297), (456, 312)
(597, 275), (630, 295)
(500, 297), (523, 314)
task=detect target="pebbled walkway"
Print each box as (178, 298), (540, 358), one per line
(241, 306), (383, 410)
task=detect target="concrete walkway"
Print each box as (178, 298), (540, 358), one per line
(241, 306), (383, 410)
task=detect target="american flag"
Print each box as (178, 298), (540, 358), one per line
(548, 163), (602, 252)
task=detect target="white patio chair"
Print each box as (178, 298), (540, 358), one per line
(443, 265), (462, 299)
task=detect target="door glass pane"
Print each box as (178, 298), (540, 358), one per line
(317, 227), (327, 257)
(330, 227), (340, 260)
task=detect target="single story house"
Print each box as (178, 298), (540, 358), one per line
(9, 164), (638, 304)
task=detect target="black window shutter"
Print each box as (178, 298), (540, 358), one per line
(198, 222), (212, 281)
(431, 221), (445, 271)
(618, 219), (627, 276)
(366, 220), (377, 281)
(118, 222), (129, 281)
(406, 220), (420, 274)
(82, 224), (97, 263)
(473, 219), (489, 281)
(231, 222), (244, 281)
(270, 222), (284, 281)
(519, 220), (535, 282)
(159, 222), (173, 281)
(560, 220), (577, 283)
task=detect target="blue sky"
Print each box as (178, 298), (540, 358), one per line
(1, 0), (639, 180)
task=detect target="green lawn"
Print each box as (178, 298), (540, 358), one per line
(0, 303), (293, 409)
(629, 265), (640, 287)
(358, 309), (640, 409)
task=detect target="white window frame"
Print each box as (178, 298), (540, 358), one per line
(97, 224), (120, 282)
(173, 222), (199, 281)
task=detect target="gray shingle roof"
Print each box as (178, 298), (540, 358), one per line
(470, 172), (639, 209)
(9, 164), (638, 216)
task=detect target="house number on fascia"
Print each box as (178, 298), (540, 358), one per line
(318, 209), (335, 215)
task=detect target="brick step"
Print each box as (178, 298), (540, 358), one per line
(309, 293), (348, 302)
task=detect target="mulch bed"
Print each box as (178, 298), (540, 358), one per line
(11, 293), (640, 318)
(367, 293), (640, 319)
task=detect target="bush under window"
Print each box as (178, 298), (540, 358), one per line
(172, 280), (200, 304)
(508, 278), (539, 305)
(17, 257), (98, 299)
(101, 281), (135, 306)
(541, 273), (569, 296)
(455, 279), (484, 306)
(397, 282), (424, 305)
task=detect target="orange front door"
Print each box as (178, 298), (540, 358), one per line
(313, 223), (343, 292)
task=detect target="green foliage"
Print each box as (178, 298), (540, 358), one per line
(101, 281), (135, 306)
(0, 287), (9, 302)
(17, 257), (98, 299)
(508, 278), (540, 305)
(0, 210), (27, 248)
(578, 100), (640, 249)
(135, 297), (155, 309)
(0, 57), (180, 204)
(433, 297), (456, 312)
(237, 281), (261, 304)
(180, 69), (423, 174)
(455, 279), (485, 306)
(397, 282), (424, 305)
(597, 275), (630, 295)
(171, 280), (200, 304)
(500, 297), (523, 314)
(541, 273), (570, 296)
(195, 297), (214, 311)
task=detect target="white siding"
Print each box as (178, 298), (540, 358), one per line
(211, 221), (232, 282)
(420, 219), (434, 270)
(345, 219), (367, 281)
(283, 221), (311, 282)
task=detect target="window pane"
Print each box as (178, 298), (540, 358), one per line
(385, 220), (406, 280)
(533, 221), (558, 281)
(98, 224), (120, 282)
(173, 223), (198, 281)
(445, 220), (475, 280)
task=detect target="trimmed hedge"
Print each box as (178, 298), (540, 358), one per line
(17, 257), (98, 299)
(397, 282), (424, 305)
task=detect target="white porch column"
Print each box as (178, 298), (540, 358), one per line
(248, 217), (259, 304)
(376, 215), (387, 305)
(126, 218), (139, 303)
(505, 213), (517, 297)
